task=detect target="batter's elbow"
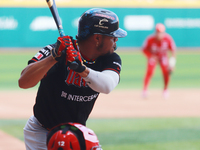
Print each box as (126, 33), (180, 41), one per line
(18, 77), (32, 89)
(18, 78), (26, 89)
(102, 89), (111, 94)
(101, 85), (115, 94)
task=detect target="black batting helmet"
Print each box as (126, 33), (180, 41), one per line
(76, 8), (127, 40)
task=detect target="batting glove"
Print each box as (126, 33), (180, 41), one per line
(51, 36), (73, 61)
(66, 47), (86, 73)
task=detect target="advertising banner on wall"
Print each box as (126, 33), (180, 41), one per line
(0, 7), (200, 47)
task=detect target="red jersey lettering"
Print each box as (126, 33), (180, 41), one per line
(65, 68), (87, 88)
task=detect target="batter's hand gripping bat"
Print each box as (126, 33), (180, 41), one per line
(46, 0), (78, 69)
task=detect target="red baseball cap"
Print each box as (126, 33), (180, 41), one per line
(155, 23), (165, 32)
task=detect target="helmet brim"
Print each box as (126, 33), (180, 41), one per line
(95, 28), (127, 38)
(112, 28), (127, 38)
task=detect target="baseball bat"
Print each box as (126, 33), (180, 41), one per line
(46, 0), (78, 69)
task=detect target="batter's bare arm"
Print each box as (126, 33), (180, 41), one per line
(18, 56), (57, 89)
(19, 36), (73, 89)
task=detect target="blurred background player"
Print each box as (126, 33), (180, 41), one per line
(142, 23), (176, 99)
(47, 123), (102, 150)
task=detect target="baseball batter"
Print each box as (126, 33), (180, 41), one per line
(18, 8), (127, 150)
(142, 23), (176, 99)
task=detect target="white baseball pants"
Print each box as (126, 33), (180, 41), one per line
(24, 115), (48, 150)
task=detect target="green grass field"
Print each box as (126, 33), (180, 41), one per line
(0, 49), (200, 149)
(0, 50), (200, 90)
(118, 50), (200, 89)
(0, 118), (200, 150)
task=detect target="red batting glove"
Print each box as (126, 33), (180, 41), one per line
(51, 36), (73, 61)
(66, 47), (86, 73)
(66, 46), (82, 63)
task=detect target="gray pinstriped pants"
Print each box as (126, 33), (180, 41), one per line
(24, 116), (48, 150)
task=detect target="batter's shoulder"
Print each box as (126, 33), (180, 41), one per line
(105, 52), (121, 61)
(98, 52), (121, 64)
(98, 52), (121, 74)
(111, 52), (121, 58)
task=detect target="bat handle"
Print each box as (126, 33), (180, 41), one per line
(69, 61), (79, 70)
(59, 29), (65, 37)
(58, 28), (79, 69)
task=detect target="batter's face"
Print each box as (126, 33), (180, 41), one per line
(97, 35), (118, 55)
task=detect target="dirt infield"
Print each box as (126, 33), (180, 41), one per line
(0, 130), (25, 150)
(0, 89), (200, 150)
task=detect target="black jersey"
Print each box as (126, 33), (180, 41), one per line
(28, 39), (121, 129)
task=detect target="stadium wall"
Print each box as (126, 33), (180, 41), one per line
(1, 7), (200, 47)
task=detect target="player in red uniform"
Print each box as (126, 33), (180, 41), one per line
(142, 23), (176, 99)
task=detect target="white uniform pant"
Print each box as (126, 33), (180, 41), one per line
(24, 115), (48, 150)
